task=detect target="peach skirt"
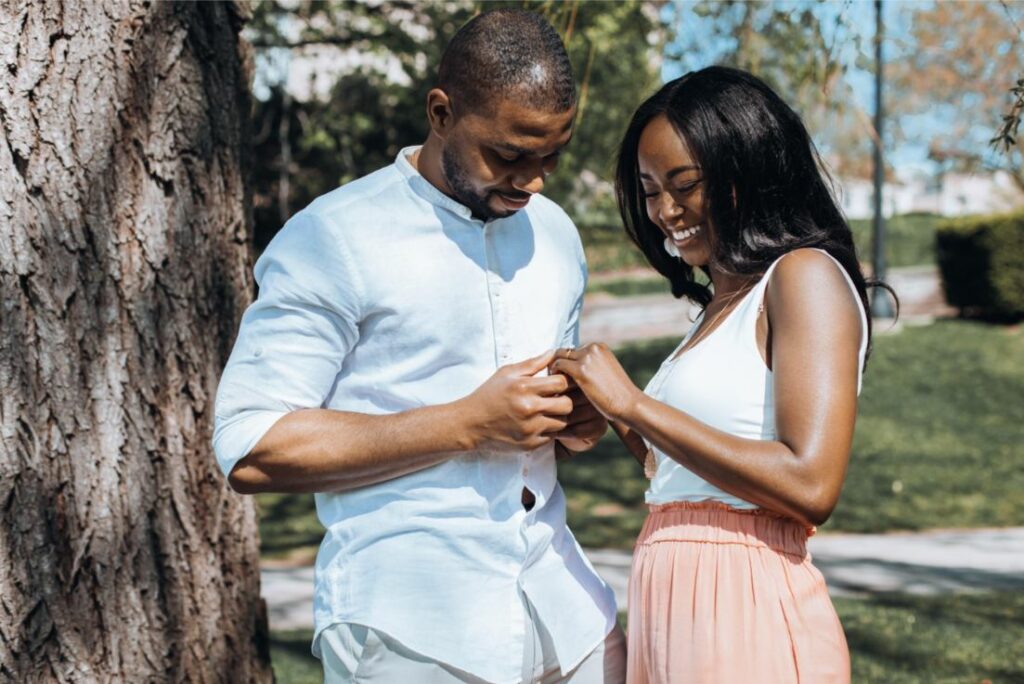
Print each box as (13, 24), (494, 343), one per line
(627, 501), (850, 684)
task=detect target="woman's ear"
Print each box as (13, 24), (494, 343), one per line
(426, 88), (456, 139)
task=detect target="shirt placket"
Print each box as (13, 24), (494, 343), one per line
(483, 219), (531, 673)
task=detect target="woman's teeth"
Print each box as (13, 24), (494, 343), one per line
(671, 224), (702, 241)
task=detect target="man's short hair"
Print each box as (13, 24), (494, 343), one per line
(437, 9), (577, 116)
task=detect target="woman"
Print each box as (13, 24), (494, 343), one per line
(550, 67), (893, 683)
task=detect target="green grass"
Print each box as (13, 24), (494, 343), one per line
(257, 493), (326, 561)
(829, 319), (1024, 533)
(835, 591), (1024, 683)
(257, 320), (1024, 557)
(586, 275), (666, 297)
(269, 592), (1024, 683)
(270, 630), (322, 684)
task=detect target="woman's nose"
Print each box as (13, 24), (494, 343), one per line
(658, 192), (682, 223)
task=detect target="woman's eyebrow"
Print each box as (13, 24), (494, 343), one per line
(666, 165), (700, 179)
(640, 165), (700, 181)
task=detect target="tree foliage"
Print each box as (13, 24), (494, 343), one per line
(666, 0), (877, 178)
(246, 0), (663, 248)
(891, 0), (1024, 189)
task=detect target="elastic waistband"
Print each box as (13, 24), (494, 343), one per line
(638, 500), (814, 559)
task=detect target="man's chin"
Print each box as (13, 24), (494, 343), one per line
(483, 197), (526, 220)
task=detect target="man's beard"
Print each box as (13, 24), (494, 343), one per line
(441, 146), (513, 221)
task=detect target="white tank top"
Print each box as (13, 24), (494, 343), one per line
(643, 248), (869, 508)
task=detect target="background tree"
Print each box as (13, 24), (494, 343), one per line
(892, 0), (1024, 190)
(666, 0), (879, 180)
(247, 0), (664, 250)
(0, 2), (270, 680)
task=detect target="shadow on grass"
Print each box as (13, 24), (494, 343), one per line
(836, 591), (1024, 683)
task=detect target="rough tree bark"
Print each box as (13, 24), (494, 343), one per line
(0, 1), (271, 681)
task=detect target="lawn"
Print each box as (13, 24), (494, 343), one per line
(587, 274), (666, 297)
(258, 319), (1024, 558)
(269, 591), (1024, 683)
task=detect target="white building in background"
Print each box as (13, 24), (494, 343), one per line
(836, 170), (1024, 220)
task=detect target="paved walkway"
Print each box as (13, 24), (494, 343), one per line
(261, 527), (1024, 630)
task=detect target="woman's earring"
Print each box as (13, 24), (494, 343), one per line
(663, 237), (680, 258)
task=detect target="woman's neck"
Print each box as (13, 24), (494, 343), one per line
(708, 268), (752, 301)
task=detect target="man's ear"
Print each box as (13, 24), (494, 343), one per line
(426, 88), (456, 139)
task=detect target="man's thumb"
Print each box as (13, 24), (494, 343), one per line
(507, 349), (556, 375)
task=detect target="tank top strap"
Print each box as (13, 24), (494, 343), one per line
(733, 247), (869, 392)
(725, 253), (789, 332)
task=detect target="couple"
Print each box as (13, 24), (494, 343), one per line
(214, 9), (875, 684)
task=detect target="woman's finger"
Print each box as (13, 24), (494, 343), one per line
(552, 347), (577, 361)
(549, 358), (582, 378)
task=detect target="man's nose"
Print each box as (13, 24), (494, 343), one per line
(512, 160), (546, 195)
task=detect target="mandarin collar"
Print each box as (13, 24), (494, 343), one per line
(394, 145), (477, 221)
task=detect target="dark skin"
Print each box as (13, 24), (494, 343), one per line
(549, 114), (863, 527)
(228, 88), (608, 496)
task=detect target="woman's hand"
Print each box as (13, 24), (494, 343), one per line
(549, 344), (643, 423)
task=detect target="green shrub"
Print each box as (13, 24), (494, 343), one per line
(935, 212), (1024, 319)
(849, 212), (941, 268)
(581, 225), (651, 273)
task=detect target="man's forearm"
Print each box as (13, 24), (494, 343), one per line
(228, 400), (475, 494)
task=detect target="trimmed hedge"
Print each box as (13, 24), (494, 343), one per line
(936, 212), (1024, 319)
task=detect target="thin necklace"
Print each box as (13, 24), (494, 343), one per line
(670, 281), (754, 361)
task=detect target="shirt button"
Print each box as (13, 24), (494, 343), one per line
(522, 467), (528, 476)
(253, 347), (263, 357)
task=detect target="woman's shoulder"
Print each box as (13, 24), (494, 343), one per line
(764, 248), (863, 324)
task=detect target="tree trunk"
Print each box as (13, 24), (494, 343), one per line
(0, 1), (271, 681)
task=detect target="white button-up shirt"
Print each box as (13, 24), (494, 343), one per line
(213, 146), (618, 683)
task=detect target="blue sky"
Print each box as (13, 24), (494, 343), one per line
(659, 0), (939, 176)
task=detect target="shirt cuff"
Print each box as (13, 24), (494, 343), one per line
(213, 409), (289, 478)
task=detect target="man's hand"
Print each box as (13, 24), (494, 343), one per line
(456, 351), (575, 452)
(553, 385), (609, 454)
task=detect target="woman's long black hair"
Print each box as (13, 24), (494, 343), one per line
(615, 66), (895, 355)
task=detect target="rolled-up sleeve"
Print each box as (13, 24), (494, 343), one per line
(213, 211), (362, 478)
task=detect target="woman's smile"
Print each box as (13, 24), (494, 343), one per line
(667, 223), (703, 246)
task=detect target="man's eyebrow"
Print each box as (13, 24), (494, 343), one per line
(495, 143), (534, 155)
(493, 142), (564, 157)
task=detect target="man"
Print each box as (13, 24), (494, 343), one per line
(214, 9), (624, 683)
